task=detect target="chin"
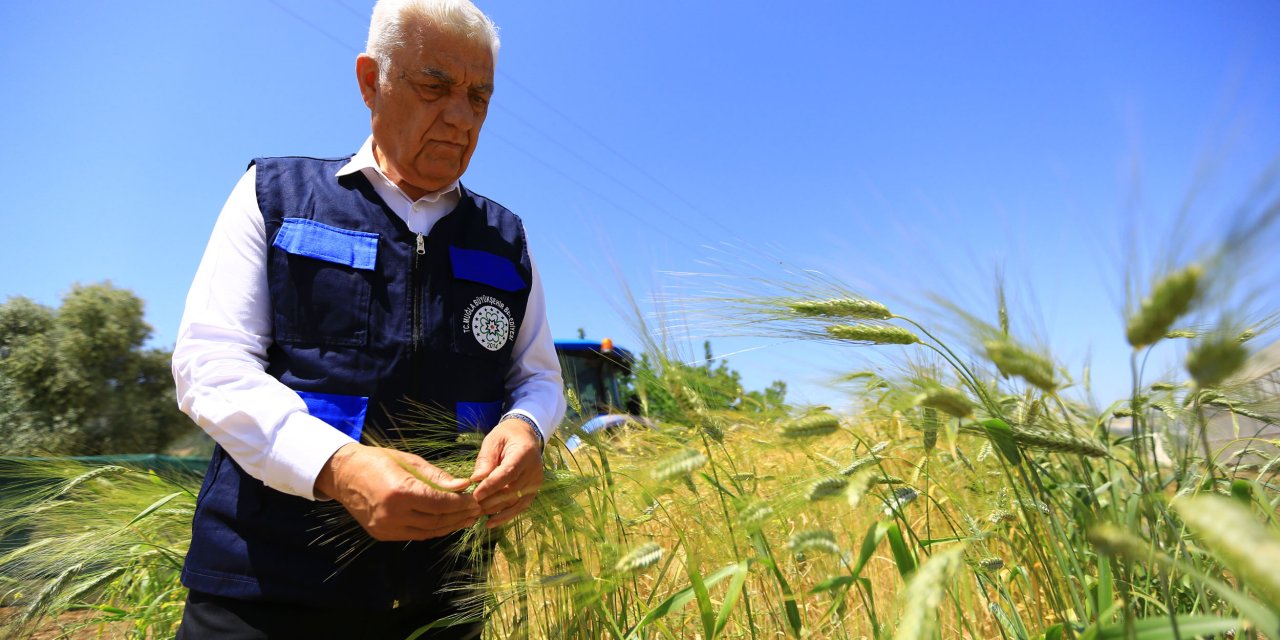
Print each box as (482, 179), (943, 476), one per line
(416, 168), (462, 189)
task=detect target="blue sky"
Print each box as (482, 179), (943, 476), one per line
(1, 1), (1278, 409)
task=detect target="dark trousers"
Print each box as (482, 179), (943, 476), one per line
(176, 590), (484, 640)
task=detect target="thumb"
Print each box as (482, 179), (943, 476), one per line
(471, 432), (505, 484)
(396, 453), (471, 493)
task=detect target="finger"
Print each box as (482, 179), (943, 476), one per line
(388, 520), (474, 542)
(470, 432), (506, 484)
(473, 454), (526, 502)
(477, 469), (530, 509)
(479, 485), (539, 516)
(478, 485), (519, 515)
(397, 455), (472, 493)
(400, 508), (481, 534)
(485, 494), (536, 528)
(417, 510), (484, 538)
(478, 458), (543, 507)
(407, 490), (482, 516)
(425, 512), (481, 535)
(368, 524), (430, 542)
(478, 468), (543, 514)
(369, 519), (465, 542)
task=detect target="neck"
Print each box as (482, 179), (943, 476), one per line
(372, 143), (447, 201)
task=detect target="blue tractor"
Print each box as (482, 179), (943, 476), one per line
(554, 338), (644, 449)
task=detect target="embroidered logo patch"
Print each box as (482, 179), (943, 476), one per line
(462, 295), (516, 351)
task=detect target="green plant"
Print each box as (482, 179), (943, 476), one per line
(0, 283), (197, 456)
(0, 458), (197, 638)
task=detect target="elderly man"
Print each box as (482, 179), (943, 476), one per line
(171, 1), (564, 637)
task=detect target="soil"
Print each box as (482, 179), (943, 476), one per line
(1, 608), (131, 639)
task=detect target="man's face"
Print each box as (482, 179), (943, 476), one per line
(357, 22), (494, 198)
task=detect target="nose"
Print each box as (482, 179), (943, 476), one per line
(440, 93), (481, 130)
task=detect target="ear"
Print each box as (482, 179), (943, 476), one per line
(356, 54), (380, 110)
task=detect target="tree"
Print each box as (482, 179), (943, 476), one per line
(629, 340), (788, 422)
(0, 282), (193, 455)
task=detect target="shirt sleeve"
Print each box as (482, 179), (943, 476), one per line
(503, 250), (567, 442)
(172, 167), (355, 501)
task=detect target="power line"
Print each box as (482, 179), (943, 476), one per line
(260, 0), (720, 254)
(491, 101), (731, 243)
(330, 0), (367, 20)
(266, 0), (357, 54)
(320, 0), (734, 242)
(484, 130), (708, 255)
(495, 71), (741, 239)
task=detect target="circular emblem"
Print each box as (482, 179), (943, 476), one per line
(470, 304), (511, 351)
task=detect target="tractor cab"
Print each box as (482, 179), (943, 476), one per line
(555, 338), (642, 448)
(556, 338), (633, 418)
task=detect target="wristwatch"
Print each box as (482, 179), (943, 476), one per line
(502, 412), (545, 450)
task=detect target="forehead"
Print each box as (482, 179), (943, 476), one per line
(393, 22), (494, 83)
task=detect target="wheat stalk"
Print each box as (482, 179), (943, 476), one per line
(1187, 333), (1249, 388)
(780, 414), (840, 438)
(613, 542), (664, 575)
(738, 500), (774, 527)
(651, 448), (708, 482)
(786, 298), (892, 320)
(984, 338), (1058, 391)
(840, 453), (881, 476)
(845, 471), (877, 508)
(788, 529), (841, 556)
(13, 562), (84, 634)
(893, 544), (967, 640)
(986, 510), (1017, 525)
(915, 386), (974, 418)
(52, 465), (130, 499)
(807, 476), (850, 502)
(827, 324), (921, 345)
(883, 487), (920, 516)
(1173, 495), (1280, 608)
(958, 422), (1108, 457)
(1126, 264), (1203, 348)
(977, 557), (1005, 571)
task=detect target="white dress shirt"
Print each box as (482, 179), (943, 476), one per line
(173, 137), (566, 500)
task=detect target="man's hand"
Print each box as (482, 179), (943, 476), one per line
(470, 418), (544, 528)
(315, 443), (481, 541)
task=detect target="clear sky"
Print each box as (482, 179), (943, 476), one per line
(1, 1), (1278, 410)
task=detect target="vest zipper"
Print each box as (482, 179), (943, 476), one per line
(412, 233), (426, 352)
(400, 233), (428, 610)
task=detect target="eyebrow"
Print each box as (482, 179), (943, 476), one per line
(419, 67), (455, 84)
(418, 66), (493, 94)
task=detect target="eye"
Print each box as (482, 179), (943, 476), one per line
(414, 82), (447, 99)
(470, 93), (490, 107)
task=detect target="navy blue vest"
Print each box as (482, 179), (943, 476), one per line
(182, 156), (532, 608)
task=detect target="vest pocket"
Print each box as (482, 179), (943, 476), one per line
(449, 246), (527, 292)
(271, 219), (377, 347)
(192, 446), (226, 513)
(296, 390), (369, 441)
(457, 400), (502, 433)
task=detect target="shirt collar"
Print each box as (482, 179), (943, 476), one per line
(335, 136), (460, 204)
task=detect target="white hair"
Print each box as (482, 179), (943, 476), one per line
(366, 0), (500, 79)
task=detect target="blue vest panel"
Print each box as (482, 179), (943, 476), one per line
(182, 156), (532, 608)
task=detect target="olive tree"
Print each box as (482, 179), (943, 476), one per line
(0, 282), (192, 455)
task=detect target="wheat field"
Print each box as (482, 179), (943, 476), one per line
(3, 200), (1280, 638)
